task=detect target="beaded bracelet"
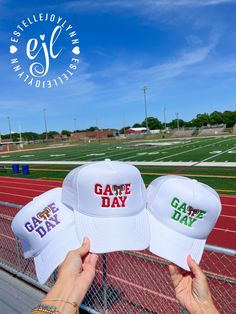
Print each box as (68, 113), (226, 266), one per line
(31, 303), (60, 314)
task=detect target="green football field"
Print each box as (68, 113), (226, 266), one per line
(0, 135), (236, 162)
(0, 135), (235, 194)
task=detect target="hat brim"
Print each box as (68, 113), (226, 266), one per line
(148, 211), (206, 270)
(34, 226), (81, 284)
(74, 209), (150, 253)
(21, 239), (32, 258)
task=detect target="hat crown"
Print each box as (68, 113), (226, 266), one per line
(62, 161), (146, 217)
(11, 188), (74, 257)
(148, 175), (221, 239)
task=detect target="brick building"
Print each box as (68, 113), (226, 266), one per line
(71, 129), (117, 140)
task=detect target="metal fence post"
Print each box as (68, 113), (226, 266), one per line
(102, 254), (108, 314)
(15, 236), (22, 272)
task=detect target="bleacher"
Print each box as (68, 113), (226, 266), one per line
(172, 127), (196, 137)
(199, 124), (226, 135)
(233, 124), (236, 134)
(124, 133), (146, 139)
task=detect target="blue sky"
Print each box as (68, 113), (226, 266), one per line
(0, 0), (236, 133)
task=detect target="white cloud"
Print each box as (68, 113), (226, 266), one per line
(134, 43), (215, 81)
(97, 33), (218, 86)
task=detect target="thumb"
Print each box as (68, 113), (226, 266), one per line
(187, 255), (205, 279)
(77, 237), (90, 257)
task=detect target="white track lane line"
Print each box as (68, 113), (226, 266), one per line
(0, 191), (32, 198)
(0, 180), (59, 189)
(213, 227), (236, 233)
(0, 185), (47, 193)
(0, 177), (60, 183)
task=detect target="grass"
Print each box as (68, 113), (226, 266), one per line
(0, 135), (235, 194)
(0, 135), (235, 162)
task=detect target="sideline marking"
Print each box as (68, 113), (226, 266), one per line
(141, 172), (236, 179)
(217, 189), (236, 193)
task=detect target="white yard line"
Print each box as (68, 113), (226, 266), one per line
(200, 147), (236, 162)
(152, 137), (235, 162)
(120, 137), (215, 161)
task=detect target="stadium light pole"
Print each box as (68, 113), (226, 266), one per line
(176, 112), (180, 131)
(43, 108), (48, 143)
(163, 107), (166, 130)
(7, 116), (12, 141)
(142, 86), (149, 131)
(123, 115), (126, 136)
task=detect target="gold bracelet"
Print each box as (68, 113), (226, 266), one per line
(32, 311), (60, 314)
(31, 303), (60, 314)
(42, 298), (79, 309)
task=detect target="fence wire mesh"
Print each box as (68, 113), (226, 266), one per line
(0, 202), (235, 314)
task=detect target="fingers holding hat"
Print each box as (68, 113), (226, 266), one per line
(80, 237), (98, 285)
(77, 236), (90, 257)
(168, 263), (183, 289)
(57, 237), (97, 279)
(187, 255), (205, 280)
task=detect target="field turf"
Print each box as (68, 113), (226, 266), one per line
(0, 135), (235, 194)
(0, 135), (235, 162)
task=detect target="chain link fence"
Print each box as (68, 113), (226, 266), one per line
(0, 201), (235, 314)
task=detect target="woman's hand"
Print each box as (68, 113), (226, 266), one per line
(42, 237), (98, 314)
(169, 255), (219, 314)
(57, 236), (98, 291)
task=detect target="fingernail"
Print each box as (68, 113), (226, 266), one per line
(83, 236), (89, 244)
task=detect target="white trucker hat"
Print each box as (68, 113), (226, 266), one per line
(11, 188), (81, 284)
(62, 160), (150, 253)
(147, 175), (222, 270)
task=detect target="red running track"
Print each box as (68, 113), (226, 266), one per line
(0, 176), (235, 249)
(0, 176), (235, 313)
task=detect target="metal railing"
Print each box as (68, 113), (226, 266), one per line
(0, 201), (235, 313)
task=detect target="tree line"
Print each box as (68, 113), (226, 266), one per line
(1, 110), (235, 141)
(120, 110), (236, 133)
